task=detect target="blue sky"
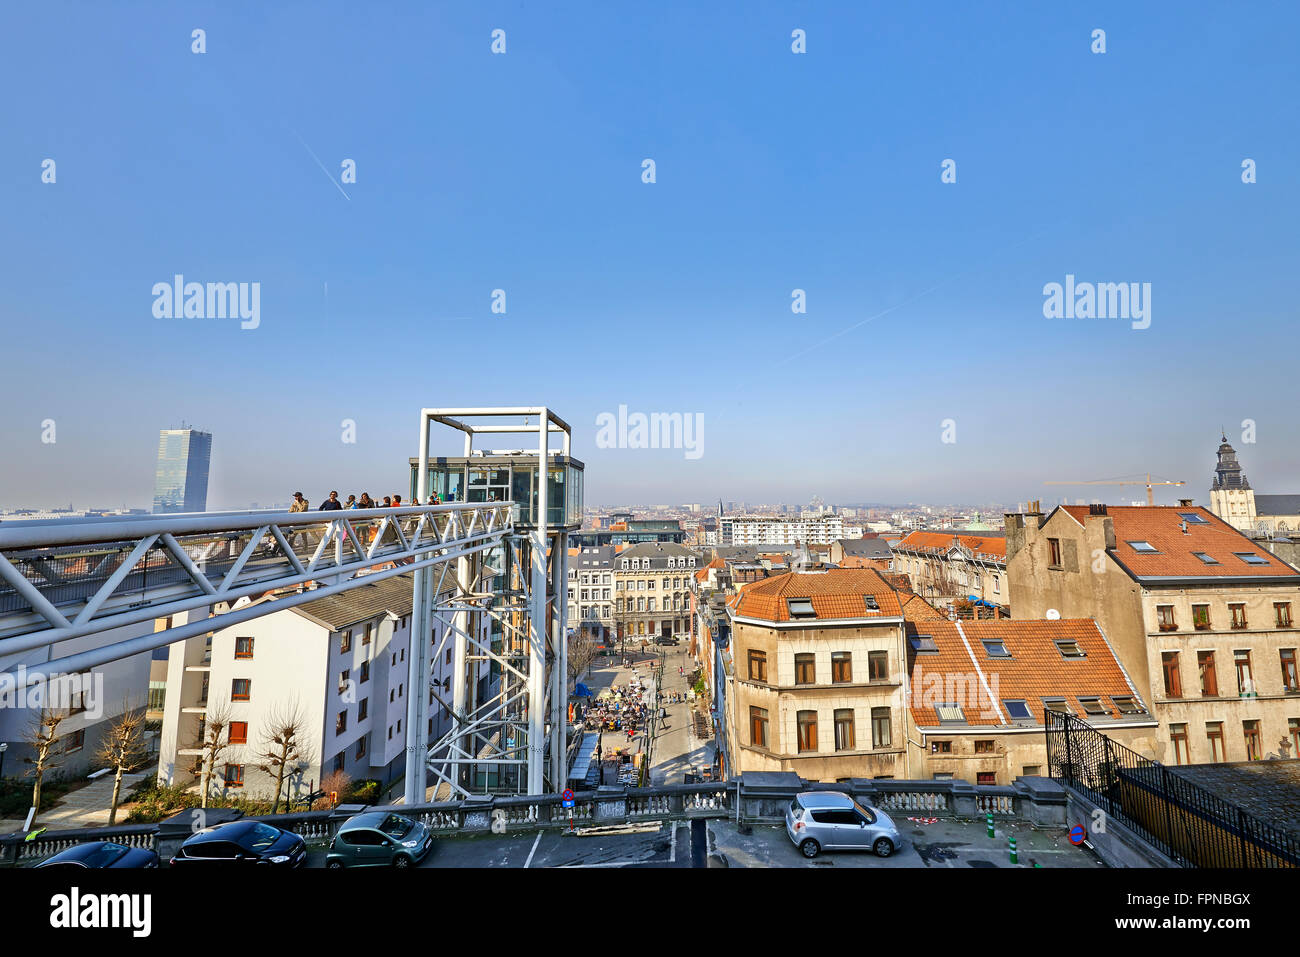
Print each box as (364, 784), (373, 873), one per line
(2, 2), (1298, 509)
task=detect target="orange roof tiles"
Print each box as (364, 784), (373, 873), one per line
(730, 568), (902, 622)
(906, 618), (1144, 729)
(695, 557), (725, 582)
(900, 592), (946, 621)
(895, 531), (1006, 562)
(1057, 505), (1298, 580)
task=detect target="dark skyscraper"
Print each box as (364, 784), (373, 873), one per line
(152, 429), (212, 514)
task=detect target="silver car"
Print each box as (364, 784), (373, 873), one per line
(785, 791), (901, 859)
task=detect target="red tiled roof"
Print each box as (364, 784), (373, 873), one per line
(695, 557), (725, 582)
(731, 568), (902, 622)
(900, 592), (946, 621)
(906, 618), (1144, 728)
(1057, 505), (1298, 579)
(894, 531), (1006, 561)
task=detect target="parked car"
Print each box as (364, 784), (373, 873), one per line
(37, 841), (159, 869)
(170, 820), (306, 867)
(654, 635), (679, 646)
(325, 811), (432, 869)
(784, 791), (901, 859)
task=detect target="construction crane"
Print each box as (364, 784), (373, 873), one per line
(1044, 473), (1186, 507)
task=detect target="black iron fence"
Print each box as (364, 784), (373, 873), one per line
(1046, 712), (1299, 868)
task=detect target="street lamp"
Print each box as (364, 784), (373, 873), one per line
(0, 742), (7, 780)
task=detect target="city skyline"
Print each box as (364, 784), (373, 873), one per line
(2, 4), (1298, 508)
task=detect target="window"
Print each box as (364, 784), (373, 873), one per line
(1234, 552), (1271, 566)
(831, 652), (852, 683)
(62, 729), (85, 753)
(935, 703), (964, 723)
(1229, 603), (1247, 629)
(360, 661), (370, 683)
(392, 652), (397, 666)
(786, 597), (816, 619)
(797, 711), (818, 752)
(1244, 720), (1262, 760)
(982, 639), (1010, 658)
(1161, 652), (1182, 698)
(445, 648), (452, 665)
(1178, 512), (1209, 524)
(974, 739), (994, 754)
(1127, 541), (1159, 553)
(362, 623), (373, 645)
(229, 721), (248, 745)
(1003, 699), (1032, 720)
(356, 735), (367, 760)
(834, 710), (855, 750)
(1111, 696), (1146, 714)
(337, 710), (348, 734)
(1198, 651), (1219, 696)
(1235, 650), (1254, 695)
(976, 772), (997, 786)
(1170, 723), (1189, 765)
(333, 753), (345, 773)
(1192, 604), (1211, 630)
(1207, 722), (1225, 762)
(750, 707), (769, 748)
(1054, 640), (1085, 658)
(341, 631), (352, 653)
(224, 764), (244, 788)
(910, 635), (937, 653)
(338, 669), (350, 695)
(1047, 538), (1062, 567)
(1156, 605), (1177, 632)
(1290, 718), (1300, 758)
(747, 650), (767, 682)
(1192, 552), (1219, 565)
(868, 650), (888, 681)
(1043, 698), (1071, 715)
(863, 595), (879, 611)
(234, 637), (254, 659)
(1282, 649), (1299, 693)
(390, 690), (395, 703)
(231, 679), (251, 701)
(1276, 603), (1293, 628)
(871, 707), (891, 748)
(358, 698), (368, 720)
(931, 740), (952, 754)
(1079, 697), (1109, 716)
(1023, 765), (1042, 777)
(794, 653), (816, 685)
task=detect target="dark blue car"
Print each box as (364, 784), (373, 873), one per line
(170, 820), (306, 867)
(37, 840), (160, 869)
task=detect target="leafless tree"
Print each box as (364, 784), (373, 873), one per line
(253, 702), (314, 814)
(94, 701), (150, 825)
(186, 702), (234, 809)
(22, 709), (68, 821)
(567, 631), (598, 682)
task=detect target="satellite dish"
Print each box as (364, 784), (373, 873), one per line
(1046, 608), (1061, 620)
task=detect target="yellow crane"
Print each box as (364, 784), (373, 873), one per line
(1044, 473), (1186, 507)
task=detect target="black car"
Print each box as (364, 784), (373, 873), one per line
(654, 636), (679, 646)
(37, 841), (160, 869)
(170, 820), (306, 867)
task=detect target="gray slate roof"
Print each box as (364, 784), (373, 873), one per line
(836, 538), (893, 559)
(290, 574), (415, 631)
(1255, 495), (1300, 516)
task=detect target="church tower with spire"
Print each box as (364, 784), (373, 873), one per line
(1208, 433), (1257, 532)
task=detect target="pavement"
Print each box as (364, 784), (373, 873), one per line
(645, 646), (716, 785)
(710, 818), (1106, 868)
(0, 769), (151, 834)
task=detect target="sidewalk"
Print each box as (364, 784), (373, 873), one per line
(647, 647), (716, 786)
(0, 770), (151, 834)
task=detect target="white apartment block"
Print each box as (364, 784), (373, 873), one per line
(721, 515), (851, 546)
(568, 546), (615, 640)
(157, 574), (485, 803)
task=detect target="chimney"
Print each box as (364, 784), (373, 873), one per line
(1178, 498), (1193, 508)
(1089, 504), (1107, 516)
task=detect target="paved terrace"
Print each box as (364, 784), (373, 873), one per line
(2, 773), (1105, 868)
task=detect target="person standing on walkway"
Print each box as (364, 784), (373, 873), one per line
(319, 490), (343, 511)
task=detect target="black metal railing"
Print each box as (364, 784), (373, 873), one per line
(1046, 712), (1299, 868)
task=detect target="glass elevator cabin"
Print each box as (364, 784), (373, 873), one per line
(408, 455), (585, 529)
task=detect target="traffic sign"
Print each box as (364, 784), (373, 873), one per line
(1068, 824), (1087, 845)
(562, 788), (575, 808)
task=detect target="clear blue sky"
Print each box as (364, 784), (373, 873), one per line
(2, 2), (1297, 509)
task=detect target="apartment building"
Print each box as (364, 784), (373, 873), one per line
(830, 537), (893, 569)
(905, 619), (1157, 785)
(1006, 504), (1300, 766)
(567, 545), (615, 641)
(891, 531), (1008, 610)
(158, 575), (480, 802)
(720, 515), (860, 546)
(724, 569), (910, 781)
(612, 542), (700, 640)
